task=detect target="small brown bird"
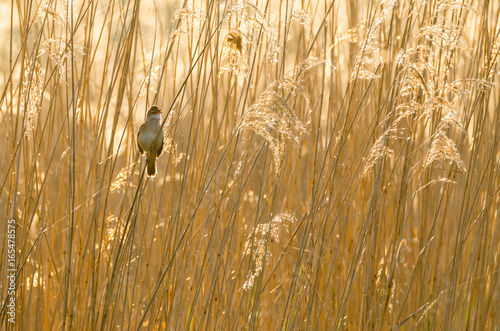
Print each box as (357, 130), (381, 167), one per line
(137, 105), (164, 177)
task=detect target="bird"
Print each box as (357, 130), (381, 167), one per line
(137, 105), (164, 177)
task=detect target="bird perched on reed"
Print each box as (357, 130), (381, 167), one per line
(137, 105), (164, 177)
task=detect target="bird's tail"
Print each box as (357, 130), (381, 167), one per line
(146, 154), (156, 177)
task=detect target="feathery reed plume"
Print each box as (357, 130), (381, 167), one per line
(423, 131), (467, 173)
(350, 0), (395, 82)
(36, 0), (67, 26)
(239, 78), (310, 176)
(291, 9), (312, 26)
(169, 3), (205, 44)
(218, 31), (248, 78)
(416, 24), (471, 57)
(21, 61), (44, 138)
(488, 34), (500, 76)
(110, 163), (138, 193)
(364, 3), (486, 179)
(102, 214), (126, 259)
(266, 29), (281, 71)
(335, 23), (365, 45)
(445, 79), (496, 97)
(163, 137), (184, 166)
(361, 128), (397, 178)
(41, 38), (85, 79)
(293, 56), (336, 75)
(139, 66), (161, 97)
(242, 211), (296, 291)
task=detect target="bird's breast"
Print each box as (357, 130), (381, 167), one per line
(138, 121), (163, 153)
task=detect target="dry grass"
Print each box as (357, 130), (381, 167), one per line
(1, 0), (500, 330)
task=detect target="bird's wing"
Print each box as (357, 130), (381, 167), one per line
(157, 137), (164, 157)
(137, 124), (145, 154)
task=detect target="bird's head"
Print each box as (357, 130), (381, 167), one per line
(148, 105), (162, 115)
